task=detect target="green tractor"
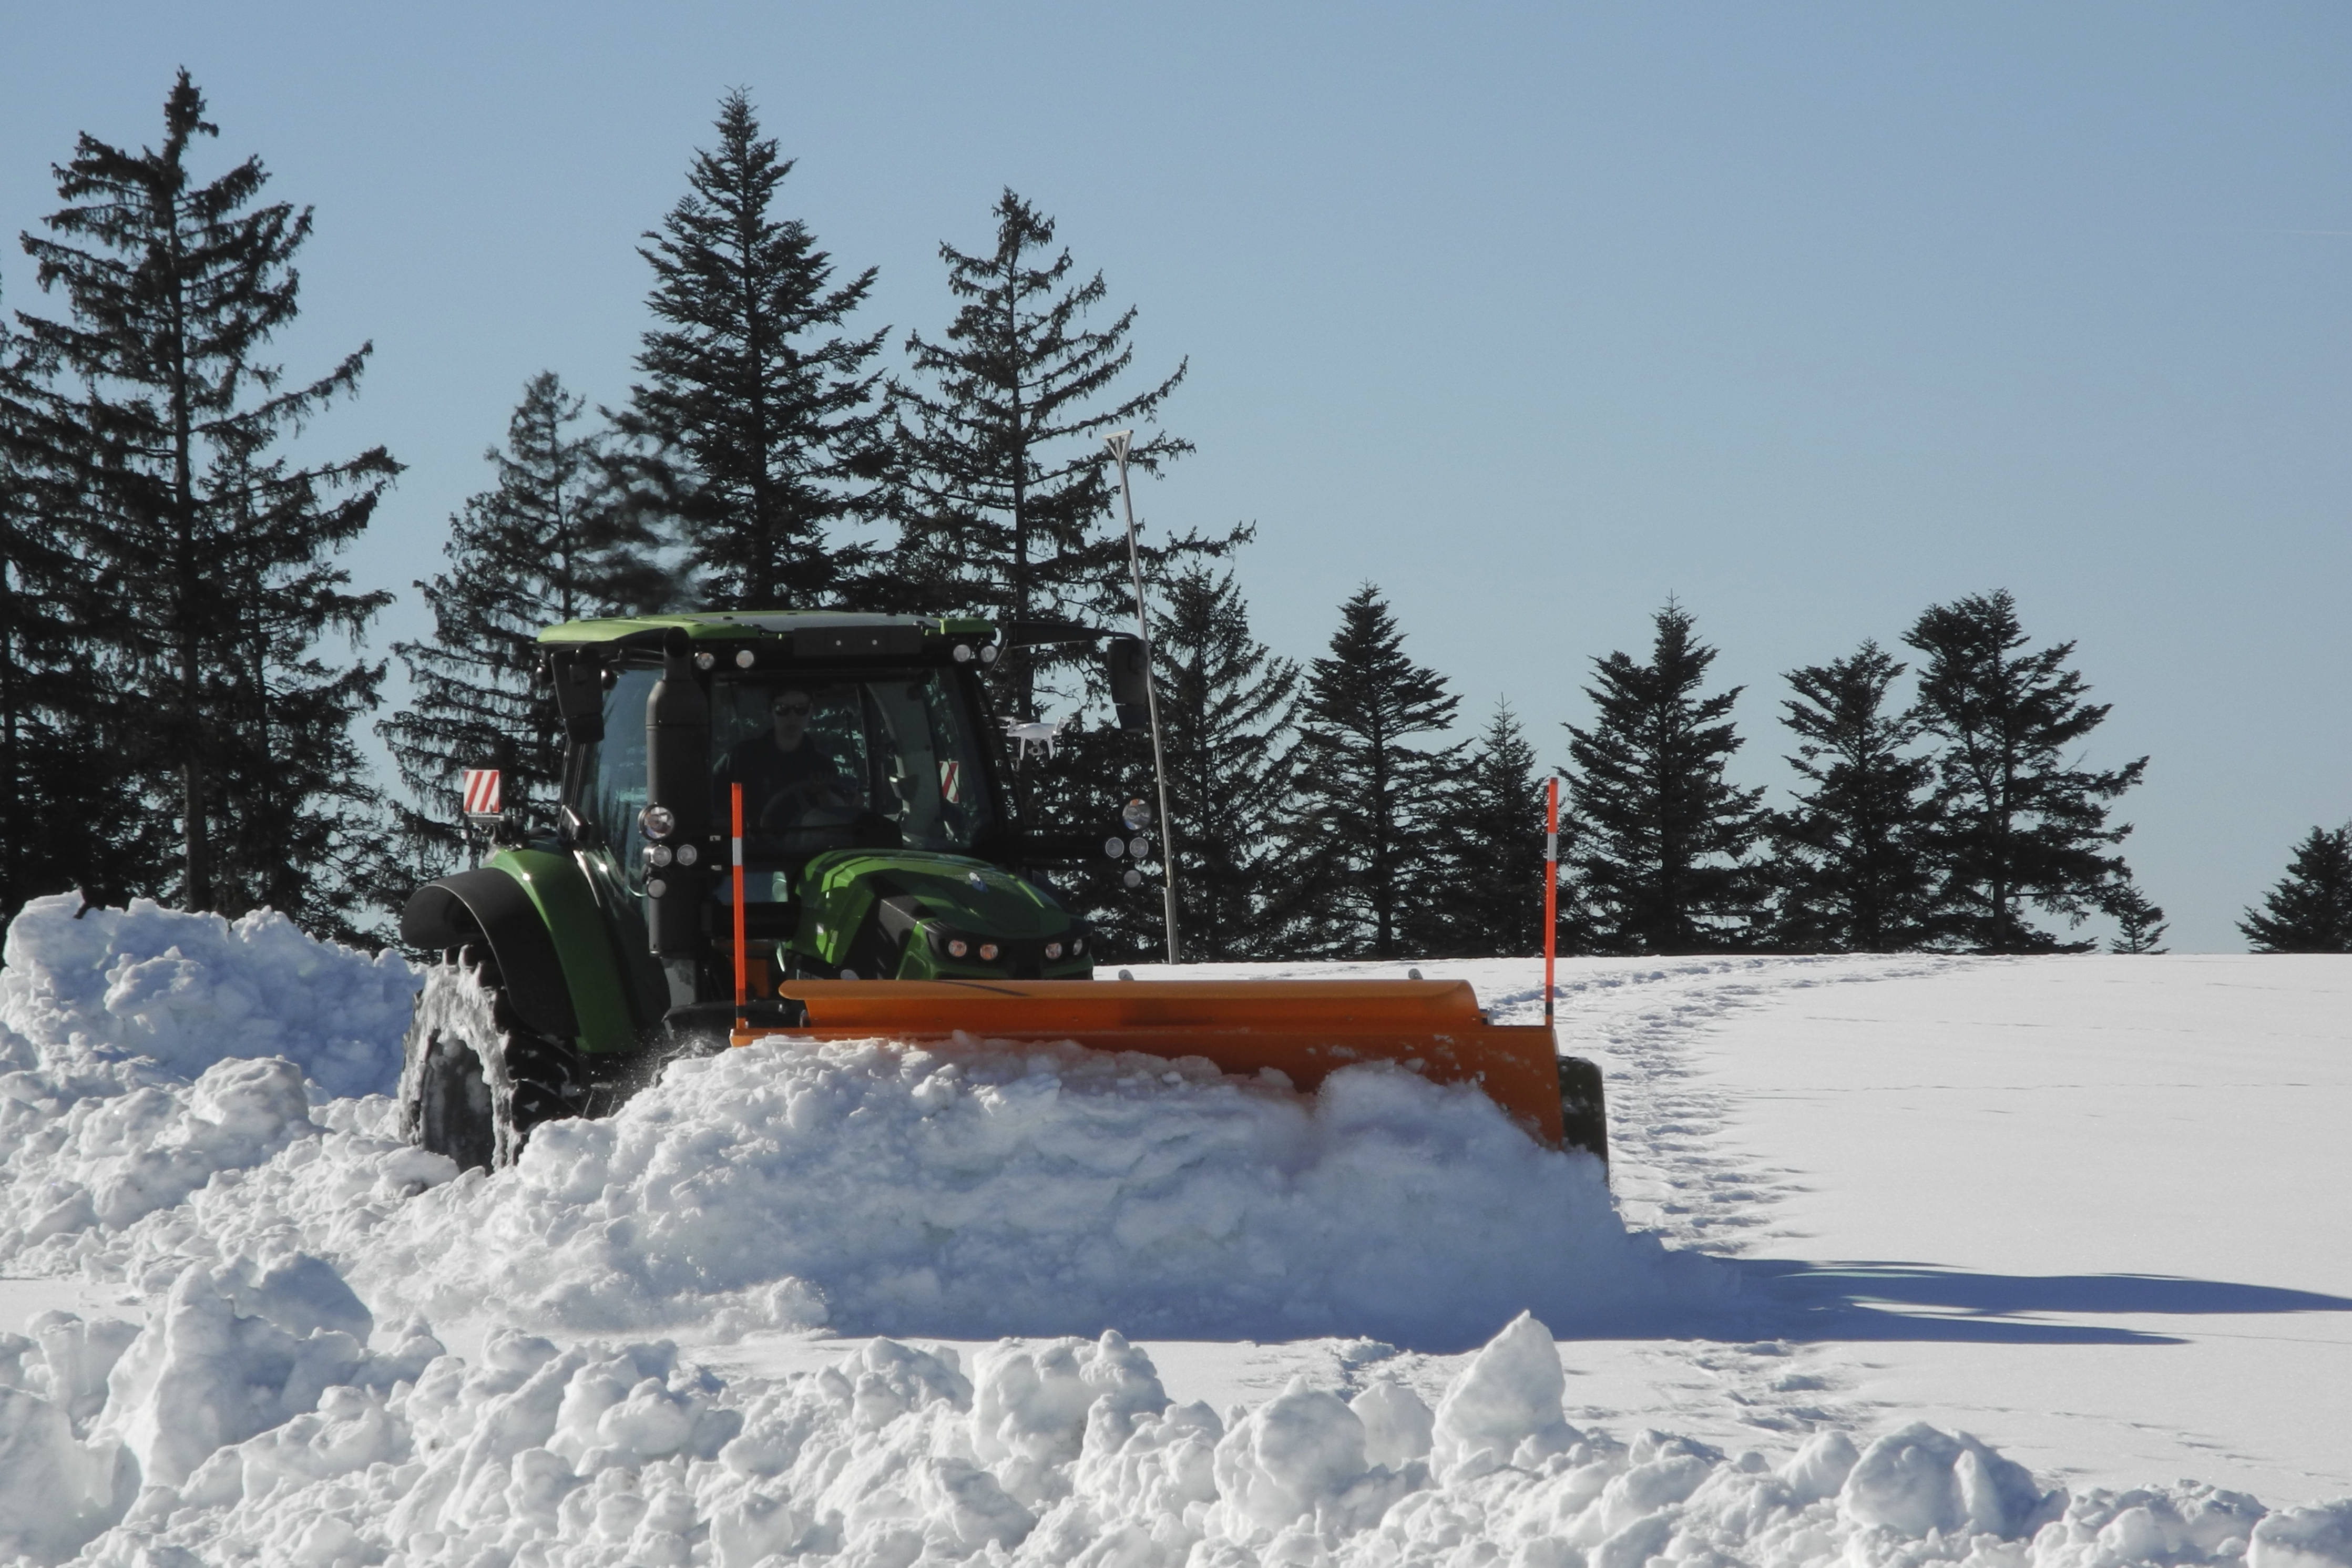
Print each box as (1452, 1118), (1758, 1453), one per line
(394, 609), (1608, 1174)
(394, 611), (1149, 1169)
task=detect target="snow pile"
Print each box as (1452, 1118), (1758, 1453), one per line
(0, 1055), (321, 1259)
(0, 897), (425, 1268)
(0, 1255), (438, 1564)
(0, 894), (417, 1096)
(85, 1033), (1688, 1345)
(3, 895), (1693, 1348)
(336, 1034), (1689, 1345)
(2258, 1504), (2352, 1568)
(6, 1294), (2340, 1568)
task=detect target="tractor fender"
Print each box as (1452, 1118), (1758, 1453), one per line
(401, 868), (579, 1043)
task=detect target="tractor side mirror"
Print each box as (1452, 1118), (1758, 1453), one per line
(1105, 636), (1149, 732)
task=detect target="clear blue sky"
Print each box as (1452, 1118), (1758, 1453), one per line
(5, 3), (2347, 950)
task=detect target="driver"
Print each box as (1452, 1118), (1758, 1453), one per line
(717, 686), (854, 832)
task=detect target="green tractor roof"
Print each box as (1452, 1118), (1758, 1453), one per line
(537, 611), (999, 648)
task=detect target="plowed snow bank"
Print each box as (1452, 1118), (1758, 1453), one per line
(3, 895), (1697, 1348)
(1, 893), (417, 1096)
(7, 1288), (2336, 1568)
(349, 1033), (1694, 1344)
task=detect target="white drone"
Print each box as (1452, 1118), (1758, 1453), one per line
(1002, 716), (1065, 763)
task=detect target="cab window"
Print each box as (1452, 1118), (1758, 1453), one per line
(584, 668), (657, 891)
(710, 672), (997, 858)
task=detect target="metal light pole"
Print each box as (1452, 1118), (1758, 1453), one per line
(1104, 431), (1181, 966)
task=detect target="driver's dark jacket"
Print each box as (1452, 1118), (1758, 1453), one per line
(716, 733), (844, 829)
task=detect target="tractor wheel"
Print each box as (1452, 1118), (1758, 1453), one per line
(397, 948), (589, 1172)
(1556, 1055), (1609, 1171)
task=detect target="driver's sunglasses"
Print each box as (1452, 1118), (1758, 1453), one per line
(771, 701), (812, 718)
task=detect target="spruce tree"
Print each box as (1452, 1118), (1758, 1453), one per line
(1905, 590), (2146, 953)
(206, 434), (397, 942)
(383, 373), (666, 876)
(15, 71), (398, 930)
(616, 89), (885, 610)
(1293, 585), (1460, 959)
(1768, 641), (1944, 951)
(1565, 603), (1766, 954)
(1, 317), (57, 910)
(2107, 881), (2169, 954)
(878, 191), (1234, 957)
(883, 189), (1228, 718)
(1153, 560), (1301, 961)
(0, 307), (159, 921)
(1429, 700), (1553, 958)
(2238, 825), (2352, 953)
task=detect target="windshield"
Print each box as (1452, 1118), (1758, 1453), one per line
(578, 665), (1002, 895)
(711, 672), (999, 861)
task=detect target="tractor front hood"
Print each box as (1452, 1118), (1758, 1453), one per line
(793, 848), (1092, 980)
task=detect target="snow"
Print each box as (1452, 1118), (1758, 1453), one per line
(1577, 954), (2352, 1501)
(344, 1034), (1692, 1345)
(0, 894), (2345, 1566)
(0, 894), (417, 1098)
(2, 1287), (2304, 1568)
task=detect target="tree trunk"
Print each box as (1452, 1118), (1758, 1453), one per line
(168, 217), (210, 912)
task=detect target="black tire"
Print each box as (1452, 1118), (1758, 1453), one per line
(408, 1018), (496, 1172)
(1556, 1054), (1609, 1171)
(398, 949), (589, 1172)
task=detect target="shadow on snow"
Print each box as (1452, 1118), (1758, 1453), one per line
(1684, 1259), (2352, 1347)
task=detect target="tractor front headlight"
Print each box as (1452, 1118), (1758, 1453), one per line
(978, 942), (1000, 962)
(640, 805), (676, 841)
(1045, 940), (1063, 959)
(947, 938), (969, 958)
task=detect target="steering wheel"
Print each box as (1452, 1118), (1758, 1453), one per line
(756, 776), (851, 834)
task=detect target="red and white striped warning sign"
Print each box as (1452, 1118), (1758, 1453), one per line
(938, 760), (962, 804)
(462, 768), (503, 818)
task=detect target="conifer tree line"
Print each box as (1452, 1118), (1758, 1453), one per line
(3, 78), (2324, 957)
(1163, 581), (2169, 960)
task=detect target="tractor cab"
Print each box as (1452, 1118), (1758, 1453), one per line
(527, 612), (1136, 1028)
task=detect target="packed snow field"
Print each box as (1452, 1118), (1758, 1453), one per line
(0, 894), (2345, 1567)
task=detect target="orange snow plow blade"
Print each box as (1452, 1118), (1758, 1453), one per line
(734, 978), (1572, 1149)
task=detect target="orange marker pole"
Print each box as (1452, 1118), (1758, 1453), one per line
(731, 782), (748, 1033)
(1543, 775), (1559, 1028)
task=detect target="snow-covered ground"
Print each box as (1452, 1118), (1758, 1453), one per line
(1, 894), (2346, 1566)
